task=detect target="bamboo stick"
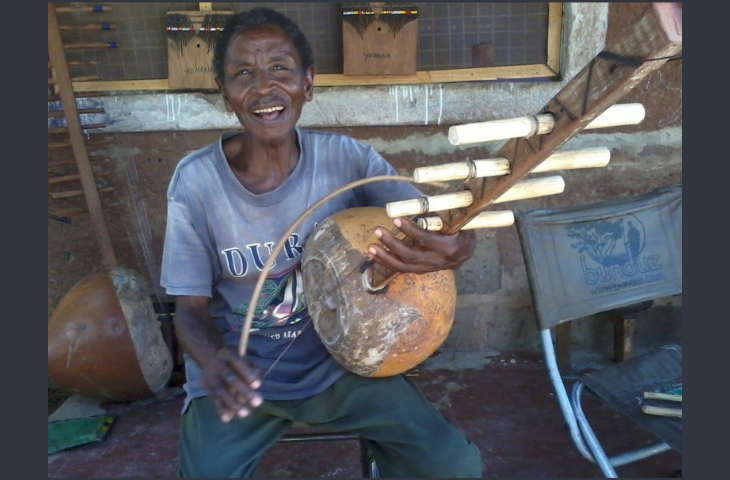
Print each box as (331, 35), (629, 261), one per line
(644, 392), (682, 402)
(418, 210), (515, 231)
(48, 140), (108, 151)
(413, 147), (610, 183)
(49, 76), (101, 86)
(49, 186), (114, 199)
(48, 93), (103, 101)
(532, 147), (611, 172)
(386, 175), (564, 217)
(48, 171), (111, 184)
(60, 24), (116, 31)
(64, 42), (119, 50)
(387, 191), (473, 218)
(51, 202), (119, 220)
(641, 405), (682, 418)
(48, 155), (109, 168)
(448, 104), (645, 146)
(48, 123), (107, 135)
(48, 108), (105, 118)
(492, 175), (565, 204)
(55, 6), (113, 13)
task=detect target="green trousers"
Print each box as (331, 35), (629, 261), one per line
(179, 372), (482, 478)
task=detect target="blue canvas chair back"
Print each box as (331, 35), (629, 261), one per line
(515, 184), (682, 331)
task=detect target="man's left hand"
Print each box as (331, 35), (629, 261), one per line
(367, 217), (476, 274)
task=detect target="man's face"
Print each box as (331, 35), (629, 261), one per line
(218, 25), (314, 143)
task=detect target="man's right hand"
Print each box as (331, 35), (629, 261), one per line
(201, 346), (264, 423)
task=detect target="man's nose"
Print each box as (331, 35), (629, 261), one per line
(251, 69), (275, 94)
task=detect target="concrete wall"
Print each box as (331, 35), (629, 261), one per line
(48, 3), (681, 364)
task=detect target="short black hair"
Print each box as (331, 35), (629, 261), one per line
(213, 7), (314, 83)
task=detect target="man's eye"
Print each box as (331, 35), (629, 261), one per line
(236, 69), (251, 76)
(272, 64), (287, 71)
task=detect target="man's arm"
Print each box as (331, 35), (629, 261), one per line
(174, 296), (263, 422)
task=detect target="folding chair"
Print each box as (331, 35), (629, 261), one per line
(514, 184), (682, 477)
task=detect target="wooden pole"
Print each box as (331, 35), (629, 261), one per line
(48, 4), (117, 267)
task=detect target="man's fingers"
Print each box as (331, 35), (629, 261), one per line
(368, 243), (422, 274)
(222, 351), (262, 388)
(226, 373), (264, 408)
(211, 383), (246, 422)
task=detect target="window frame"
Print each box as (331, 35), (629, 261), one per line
(71, 3), (563, 93)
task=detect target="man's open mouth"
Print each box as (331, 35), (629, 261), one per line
(252, 105), (285, 121)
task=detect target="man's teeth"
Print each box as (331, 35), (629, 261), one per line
(253, 106), (284, 114)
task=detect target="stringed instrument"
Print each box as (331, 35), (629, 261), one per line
(241, 3), (683, 378)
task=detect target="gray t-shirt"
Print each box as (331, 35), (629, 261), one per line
(161, 127), (420, 410)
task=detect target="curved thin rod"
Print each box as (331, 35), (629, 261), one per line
(237, 175), (425, 356)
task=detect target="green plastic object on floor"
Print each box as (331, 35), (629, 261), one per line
(48, 414), (117, 454)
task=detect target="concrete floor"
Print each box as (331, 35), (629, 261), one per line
(47, 351), (681, 478)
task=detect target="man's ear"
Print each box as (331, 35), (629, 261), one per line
(216, 78), (234, 113)
(303, 66), (315, 102)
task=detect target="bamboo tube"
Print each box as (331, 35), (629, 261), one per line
(448, 115), (553, 146)
(55, 6), (113, 13)
(413, 147), (610, 183)
(64, 42), (119, 50)
(586, 103), (646, 130)
(644, 392), (682, 402)
(48, 108), (105, 118)
(532, 147), (610, 172)
(492, 175), (565, 204)
(49, 186), (114, 199)
(641, 405), (682, 418)
(386, 191), (474, 218)
(60, 23), (117, 31)
(386, 175), (564, 217)
(418, 210), (515, 231)
(413, 158), (510, 183)
(448, 103), (645, 146)
(48, 171), (111, 184)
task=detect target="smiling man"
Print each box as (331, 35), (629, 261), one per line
(161, 7), (481, 478)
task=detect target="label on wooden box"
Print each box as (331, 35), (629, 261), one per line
(342, 3), (418, 76)
(166, 11), (233, 89)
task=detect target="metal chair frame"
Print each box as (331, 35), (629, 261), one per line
(540, 329), (672, 478)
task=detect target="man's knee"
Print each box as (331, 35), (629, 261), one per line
(426, 432), (482, 478)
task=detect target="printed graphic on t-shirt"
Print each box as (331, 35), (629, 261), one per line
(231, 265), (308, 332)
